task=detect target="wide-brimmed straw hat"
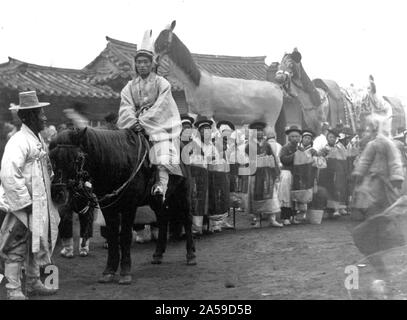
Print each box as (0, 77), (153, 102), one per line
(9, 91), (50, 110)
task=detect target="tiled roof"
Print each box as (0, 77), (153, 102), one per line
(86, 37), (268, 90)
(0, 57), (119, 99)
(192, 53), (267, 80)
(85, 36), (138, 84)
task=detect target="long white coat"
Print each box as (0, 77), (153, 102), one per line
(0, 124), (60, 265)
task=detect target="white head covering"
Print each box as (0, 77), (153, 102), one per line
(135, 29), (155, 60)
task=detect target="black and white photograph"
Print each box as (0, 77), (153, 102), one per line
(0, 0), (407, 306)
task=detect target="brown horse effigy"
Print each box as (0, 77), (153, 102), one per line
(274, 48), (350, 134)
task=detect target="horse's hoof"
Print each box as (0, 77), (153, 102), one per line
(187, 255), (197, 266)
(118, 275), (132, 285)
(98, 274), (115, 284)
(152, 255), (163, 264)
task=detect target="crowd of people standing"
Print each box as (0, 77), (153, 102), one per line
(170, 113), (407, 240)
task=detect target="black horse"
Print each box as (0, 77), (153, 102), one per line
(49, 127), (196, 285)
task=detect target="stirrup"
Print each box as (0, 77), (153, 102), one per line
(151, 183), (164, 196)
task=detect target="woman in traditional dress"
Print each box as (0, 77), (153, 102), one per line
(291, 129), (317, 222)
(246, 121), (282, 228)
(186, 116), (212, 235)
(318, 128), (347, 218)
(206, 119), (231, 233)
(215, 120), (237, 230)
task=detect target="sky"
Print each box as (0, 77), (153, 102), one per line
(0, 0), (406, 99)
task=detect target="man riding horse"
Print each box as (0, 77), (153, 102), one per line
(117, 30), (183, 201)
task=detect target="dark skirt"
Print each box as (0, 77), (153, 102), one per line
(190, 165), (208, 217)
(230, 164), (250, 210)
(208, 170), (230, 216)
(318, 158), (348, 204)
(252, 167), (274, 201)
(249, 167), (275, 214)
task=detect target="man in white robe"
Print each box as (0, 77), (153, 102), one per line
(117, 31), (182, 200)
(0, 91), (60, 300)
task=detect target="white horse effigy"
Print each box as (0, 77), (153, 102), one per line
(154, 21), (284, 127)
(345, 75), (393, 135)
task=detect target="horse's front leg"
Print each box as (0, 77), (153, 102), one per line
(98, 210), (120, 283)
(152, 204), (168, 264)
(118, 210), (135, 285)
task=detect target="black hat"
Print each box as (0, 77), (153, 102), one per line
(216, 120), (235, 131)
(181, 114), (194, 126)
(342, 125), (354, 137)
(327, 127), (340, 137)
(285, 125), (302, 135)
(249, 121), (267, 130)
(194, 115), (213, 129)
(301, 129), (315, 138)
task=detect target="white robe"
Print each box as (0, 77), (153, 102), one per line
(118, 72), (182, 175)
(0, 124), (60, 264)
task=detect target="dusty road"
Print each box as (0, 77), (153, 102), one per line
(2, 213), (407, 300)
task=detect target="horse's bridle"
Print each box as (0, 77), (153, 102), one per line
(53, 133), (149, 211)
(53, 144), (98, 213)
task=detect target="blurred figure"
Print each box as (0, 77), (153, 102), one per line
(41, 125), (57, 147)
(393, 130), (407, 195)
(351, 114), (404, 296)
(313, 122), (329, 152)
(57, 123), (67, 133)
(352, 115), (404, 218)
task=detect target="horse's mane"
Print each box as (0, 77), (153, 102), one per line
(282, 53), (321, 107)
(50, 128), (144, 188)
(296, 61), (322, 107)
(81, 128), (141, 177)
(168, 33), (201, 86)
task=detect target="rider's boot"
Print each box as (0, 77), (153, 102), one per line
(152, 166), (169, 202)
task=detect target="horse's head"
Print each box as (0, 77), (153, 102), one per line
(275, 48), (303, 85)
(49, 127), (96, 214)
(154, 20), (177, 59)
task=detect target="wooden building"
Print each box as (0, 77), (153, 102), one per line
(0, 57), (119, 126)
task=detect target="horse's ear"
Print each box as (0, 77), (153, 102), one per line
(170, 20), (176, 31)
(291, 48), (302, 63)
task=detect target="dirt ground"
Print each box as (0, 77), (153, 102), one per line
(2, 212), (407, 300)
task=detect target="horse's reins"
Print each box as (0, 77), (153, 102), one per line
(54, 133), (149, 210)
